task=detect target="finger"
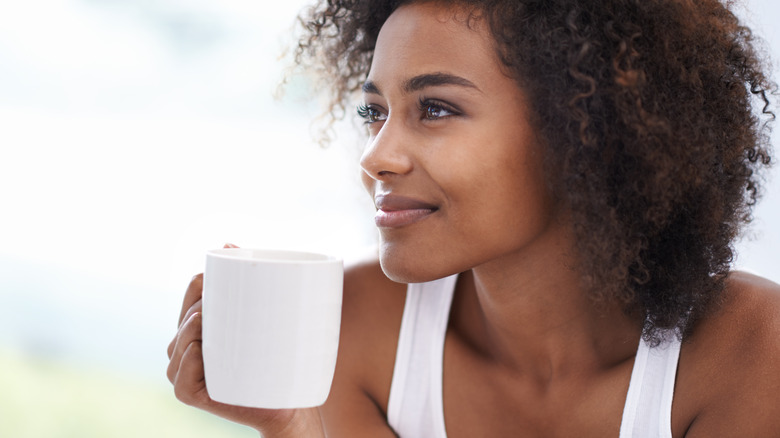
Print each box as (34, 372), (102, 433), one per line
(179, 299), (202, 330)
(167, 307), (198, 358)
(167, 312), (203, 384)
(178, 273), (204, 327)
(167, 336), (175, 360)
(173, 341), (210, 407)
(167, 299), (201, 361)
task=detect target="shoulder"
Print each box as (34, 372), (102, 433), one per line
(720, 271), (780, 336)
(342, 252), (408, 353)
(319, 251), (407, 435)
(340, 254), (408, 398)
(690, 271), (780, 349)
(676, 271), (780, 436)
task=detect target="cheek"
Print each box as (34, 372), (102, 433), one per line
(433, 132), (541, 209)
(442, 142), (553, 243)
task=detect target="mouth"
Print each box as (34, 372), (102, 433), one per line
(374, 194), (439, 228)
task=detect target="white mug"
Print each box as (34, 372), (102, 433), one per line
(202, 248), (343, 409)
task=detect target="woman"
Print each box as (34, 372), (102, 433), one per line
(167, 0), (780, 436)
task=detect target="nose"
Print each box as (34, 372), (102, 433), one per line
(359, 117), (414, 181)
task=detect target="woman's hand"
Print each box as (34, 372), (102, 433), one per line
(165, 244), (325, 437)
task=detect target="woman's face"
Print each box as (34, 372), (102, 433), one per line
(360, 2), (558, 283)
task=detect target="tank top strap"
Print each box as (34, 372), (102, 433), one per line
(619, 330), (681, 438)
(387, 274), (458, 438)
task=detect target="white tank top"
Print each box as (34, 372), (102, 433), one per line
(387, 275), (681, 438)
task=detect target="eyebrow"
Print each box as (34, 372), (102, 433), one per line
(361, 72), (481, 96)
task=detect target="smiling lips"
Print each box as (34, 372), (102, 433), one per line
(374, 194), (439, 228)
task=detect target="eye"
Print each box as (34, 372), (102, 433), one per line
(357, 104), (387, 124)
(418, 98), (460, 120)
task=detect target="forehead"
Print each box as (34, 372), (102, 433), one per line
(367, 2), (503, 91)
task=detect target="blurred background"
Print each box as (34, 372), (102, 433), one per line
(0, 0), (778, 436)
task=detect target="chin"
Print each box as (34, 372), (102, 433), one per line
(378, 245), (457, 284)
(379, 260), (435, 284)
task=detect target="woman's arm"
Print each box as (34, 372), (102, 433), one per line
(318, 257), (406, 437)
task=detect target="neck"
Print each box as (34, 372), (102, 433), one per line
(450, 224), (641, 383)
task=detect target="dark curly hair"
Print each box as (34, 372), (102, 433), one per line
(294, 0), (774, 343)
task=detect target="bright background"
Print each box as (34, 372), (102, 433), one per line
(0, 0), (778, 436)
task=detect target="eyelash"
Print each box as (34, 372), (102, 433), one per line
(417, 97), (460, 120)
(356, 104), (381, 123)
(356, 99), (461, 124)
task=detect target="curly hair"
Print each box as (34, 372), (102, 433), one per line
(294, 0), (774, 343)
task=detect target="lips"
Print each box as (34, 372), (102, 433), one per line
(374, 194), (439, 228)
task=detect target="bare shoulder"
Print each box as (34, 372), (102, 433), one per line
(343, 252), (407, 302)
(344, 254), (407, 334)
(338, 253), (407, 395)
(677, 271), (780, 436)
(695, 271), (780, 342)
(319, 252), (406, 436)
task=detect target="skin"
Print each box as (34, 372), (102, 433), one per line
(167, 3), (780, 436)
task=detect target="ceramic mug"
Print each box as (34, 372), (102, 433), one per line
(202, 248), (343, 409)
